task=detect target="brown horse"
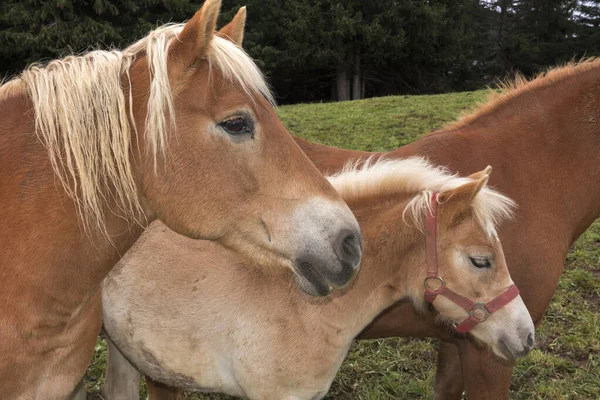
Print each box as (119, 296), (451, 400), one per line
(0, 1), (363, 398)
(294, 61), (600, 399)
(101, 159), (534, 400)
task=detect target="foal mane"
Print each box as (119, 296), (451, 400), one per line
(450, 58), (600, 130)
(328, 157), (515, 236)
(0, 23), (273, 234)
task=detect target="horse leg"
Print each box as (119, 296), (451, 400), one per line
(456, 339), (514, 400)
(434, 340), (464, 400)
(102, 336), (141, 400)
(68, 378), (86, 400)
(146, 377), (185, 400)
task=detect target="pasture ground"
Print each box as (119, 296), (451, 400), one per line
(86, 90), (600, 399)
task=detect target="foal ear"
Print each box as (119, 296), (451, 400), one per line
(218, 6), (247, 46)
(169, 0), (222, 77)
(468, 165), (492, 181)
(438, 174), (489, 209)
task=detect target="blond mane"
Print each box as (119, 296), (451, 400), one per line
(0, 23), (273, 234)
(450, 58), (600, 130)
(328, 157), (515, 236)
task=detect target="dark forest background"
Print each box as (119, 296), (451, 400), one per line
(1, 0), (600, 104)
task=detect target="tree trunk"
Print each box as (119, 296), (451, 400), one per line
(336, 63), (350, 101)
(352, 49), (362, 100)
(361, 70), (366, 99)
(496, 0), (512, 73)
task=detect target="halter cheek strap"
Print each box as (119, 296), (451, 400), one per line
(423, 192), (520, 334)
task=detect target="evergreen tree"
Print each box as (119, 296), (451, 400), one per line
(575, 0), (600, 55)
(512, 0), (577, 71)
(2, 0), (600, 102)
(579, 0), (600, 27)
(0, 0), (196, 76)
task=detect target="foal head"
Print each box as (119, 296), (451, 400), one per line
(333, 159), (535, 359)
(403, 167), (535, 360)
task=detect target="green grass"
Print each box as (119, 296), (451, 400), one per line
(278, 91), (489, 151)
(86, 91), (600, 399)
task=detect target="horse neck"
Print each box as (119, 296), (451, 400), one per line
(0, 86), (146, 319)
(306, 196), (423, 340)
(395, 77), (600, 247)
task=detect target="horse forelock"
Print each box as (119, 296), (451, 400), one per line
(3, 21), (274, 235)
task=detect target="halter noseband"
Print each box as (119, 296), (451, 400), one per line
(423, 192), (520, 333)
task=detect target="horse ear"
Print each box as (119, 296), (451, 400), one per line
(218, 6), (247, 46)
(438, 174), (489, 212)
(168, 0), (222, 78)
(468, 165), (492, 181)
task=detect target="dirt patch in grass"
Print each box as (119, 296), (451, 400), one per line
(589, 295), (600, 311)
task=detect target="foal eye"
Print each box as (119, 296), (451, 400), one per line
(469, 256), (491, 269)
(220, 116), (253, 136)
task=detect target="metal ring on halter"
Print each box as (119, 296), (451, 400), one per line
(468, 303), (491, 322)
(423, 276), (445, 290)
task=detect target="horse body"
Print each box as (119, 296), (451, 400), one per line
(0, 2), (363, 398)
(298, 61), (600, 398)
(102, 159), (533, 399)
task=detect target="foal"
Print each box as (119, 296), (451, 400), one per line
(101, 159), (535, 399)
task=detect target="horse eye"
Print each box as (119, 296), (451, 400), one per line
(220, 117), (251, 135)
(469, 256), (491, 269)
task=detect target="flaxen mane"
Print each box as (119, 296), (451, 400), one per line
(327, 157), (515, 236)
(0, 23), (273, 234)
(450, 58), (600, 130)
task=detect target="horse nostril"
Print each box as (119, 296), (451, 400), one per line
(295, 261), (332, 297)
(336, 229), (362, 268)
(343, 234), (358, 258)
(526, 332), (534, 349)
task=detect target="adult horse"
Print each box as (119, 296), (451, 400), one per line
(100, 160), (534, 400)
(295, 61), (600, 399)
(0, 1), (362, 398)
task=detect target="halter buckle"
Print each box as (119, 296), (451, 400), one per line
(469, 303), (491, 322)
(424, 276), (445, 291)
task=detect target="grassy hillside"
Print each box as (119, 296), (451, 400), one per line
(278, 91), (489, 151)
(86, 91), (600, 399)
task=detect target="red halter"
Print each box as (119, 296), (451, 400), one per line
(424, 192), (520, 333)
